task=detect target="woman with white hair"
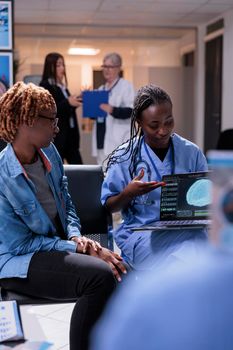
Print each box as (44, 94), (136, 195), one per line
(92, 52), (135, 165)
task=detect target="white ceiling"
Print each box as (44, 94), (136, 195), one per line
(15, 0), (233, 40)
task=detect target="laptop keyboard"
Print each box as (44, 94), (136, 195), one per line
(132, 219), (212, 231)
(159, 219), (211, 226)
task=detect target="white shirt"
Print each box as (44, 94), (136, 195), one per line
(92, 77), (135, 158)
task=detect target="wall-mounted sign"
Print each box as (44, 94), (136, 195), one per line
(0, 1), (12, 50)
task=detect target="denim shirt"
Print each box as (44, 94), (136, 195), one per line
(0, 143), (81, 279)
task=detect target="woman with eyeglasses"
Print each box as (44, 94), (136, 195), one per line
(0, 82), (127, 350)
(40, 52), (83, 164)
(92, 52), (135, 165)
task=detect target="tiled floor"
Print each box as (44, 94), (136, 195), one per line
(21, 303), (74, 349)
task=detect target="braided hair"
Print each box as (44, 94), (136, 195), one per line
(105, 84), (172, 178)
(0, 81), (56, 143)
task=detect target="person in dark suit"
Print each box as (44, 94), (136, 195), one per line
(40, 52), (83, 164)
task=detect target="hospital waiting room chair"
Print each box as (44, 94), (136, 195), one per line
(0, 139), (6, 152)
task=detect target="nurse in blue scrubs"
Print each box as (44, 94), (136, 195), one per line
(101, 84), (208, 270)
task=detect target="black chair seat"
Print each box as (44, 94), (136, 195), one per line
(0, 287), (76, 305)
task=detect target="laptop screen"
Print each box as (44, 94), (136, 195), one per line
(160, 172), (212, 221)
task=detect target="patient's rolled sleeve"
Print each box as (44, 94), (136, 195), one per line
(55, 239), (77, 252)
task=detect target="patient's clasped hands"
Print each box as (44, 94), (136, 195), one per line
(71, 236), (102, 254)
(71, 236), (127, 281)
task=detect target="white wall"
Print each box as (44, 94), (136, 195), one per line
(194, 8), (233, 150)
(15, 37), (182, 93)
(143, 66), (194, 141)
(148, 67), (183, 135)
(194, 25), (205, 150)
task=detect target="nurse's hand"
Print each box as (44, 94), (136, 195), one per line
(100, 103), (113, 114)
(126, 168), (165, 198)
(105, 169), (166, 213)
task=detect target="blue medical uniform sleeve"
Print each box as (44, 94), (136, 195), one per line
(101, 160), (129, 205)
(173, 134), (208, 173)
(195, 148), (208, 171)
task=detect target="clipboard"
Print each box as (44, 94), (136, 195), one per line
(82, 90), (109, 118)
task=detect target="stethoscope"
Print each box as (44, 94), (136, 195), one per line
(133, 136), (175, 182)
(97, 78), (121, 124)
(104, 78), (121, 96)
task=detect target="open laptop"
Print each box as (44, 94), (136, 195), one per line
(133, 171), (212, 231)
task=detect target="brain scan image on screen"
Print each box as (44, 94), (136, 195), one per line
(186, 179), (212, 207)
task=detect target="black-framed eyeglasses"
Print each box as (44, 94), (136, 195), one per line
(101, 65), (120, 69)
(38, 115), (59, 127)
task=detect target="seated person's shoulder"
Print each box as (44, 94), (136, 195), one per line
(173, 133), (201, 151)
(105, 141), (137, 178)
(0, 145), (14, 183)
(109, 141), (132, 163)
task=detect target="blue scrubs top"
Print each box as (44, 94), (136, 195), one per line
(101, 133), (208, 269)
